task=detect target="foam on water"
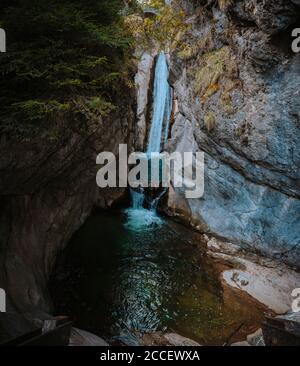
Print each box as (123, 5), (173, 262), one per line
(123, 207), (163, 232)
(124, 52), (171, 231)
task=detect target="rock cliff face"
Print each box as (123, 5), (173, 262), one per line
(0, 94), (135, 337)
(162, 0), (300, 267)
(135, 50), (156, 151)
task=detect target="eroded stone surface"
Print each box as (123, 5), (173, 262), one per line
(0, 90), (135, 336)
(163, 0), (300, 268)
(139, 332), (201, 346)
(69, 328), (109, 346)
(231, 341), (250, 346)
(214, 252), (300, 314)
(263, 311), (300, 346)
(163, 333), (201, 346)
(134, 50), (156, 150)
(247, 328), (265, 346)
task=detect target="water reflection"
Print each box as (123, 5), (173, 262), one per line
(50, 210), (265, 345)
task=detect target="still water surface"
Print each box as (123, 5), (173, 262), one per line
(50, 209), (265, 345)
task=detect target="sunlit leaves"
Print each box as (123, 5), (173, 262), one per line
(125, 0), (189, 50)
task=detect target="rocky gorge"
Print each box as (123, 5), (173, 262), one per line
(0, 0), (300, 346)
(136, 0), (300, 268)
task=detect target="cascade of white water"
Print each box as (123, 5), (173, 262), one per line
(130, 52), (171, 210)
(125, 53), (171, 230)
(147, 52), (171, 154)
(130, 188), (144, 209)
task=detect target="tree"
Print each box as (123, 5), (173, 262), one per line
(0, 0), (137, 136)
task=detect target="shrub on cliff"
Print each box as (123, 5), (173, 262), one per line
(125, 0), (188, 51)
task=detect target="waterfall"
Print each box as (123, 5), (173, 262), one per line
(124, 52), (171, 230)
(147, 52), (172, 154)
(130, 188), (145, 209)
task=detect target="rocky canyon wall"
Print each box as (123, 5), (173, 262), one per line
(0, 94), (135, 337)
(162, 0), (300, 268)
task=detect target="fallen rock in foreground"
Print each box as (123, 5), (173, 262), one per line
(262, 312), (300, 346)
(69, 327), (109, 346)
(139, 332), (201, 346)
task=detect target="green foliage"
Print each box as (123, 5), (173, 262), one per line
(125, 0), (189, 51)
(11, 100), (70, 122)
(0, 0), (137, 135)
